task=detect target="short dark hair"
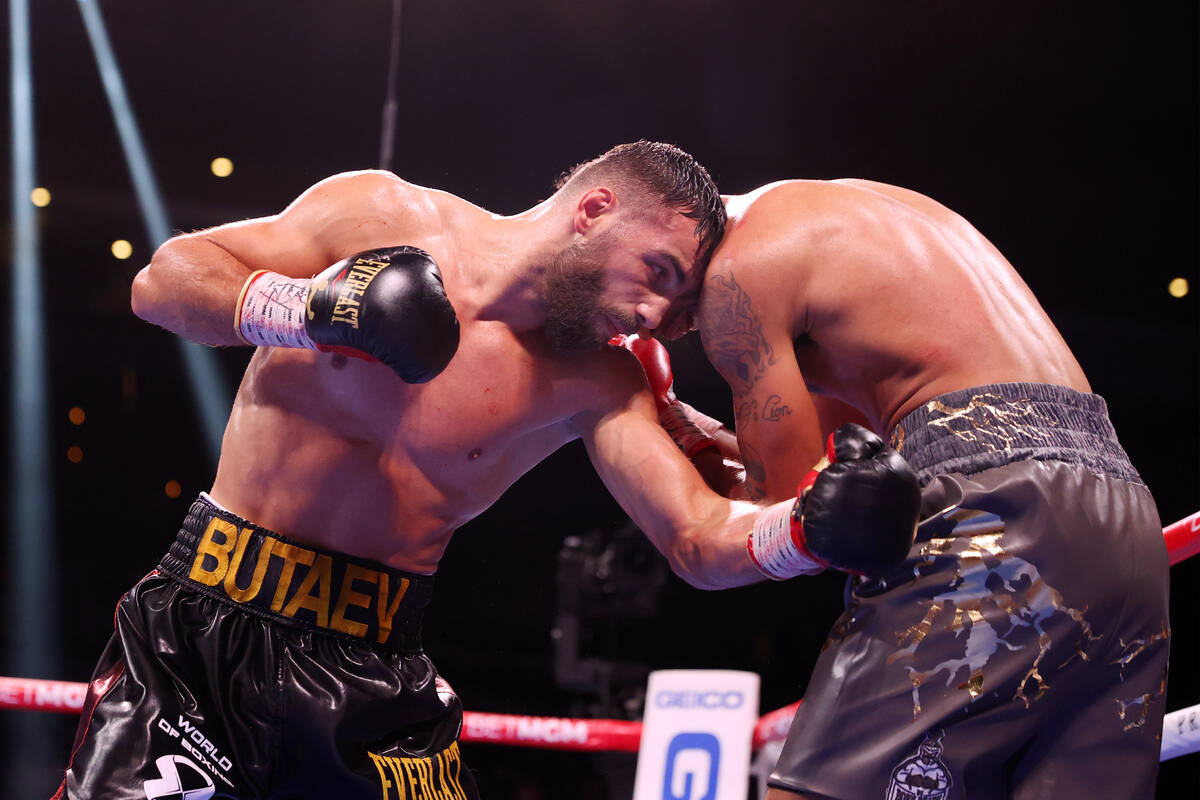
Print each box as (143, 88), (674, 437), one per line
(555, 140), (726, 267)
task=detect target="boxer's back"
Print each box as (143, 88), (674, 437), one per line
(209, 185), (618, 573)
(709, 179), (1089, 434)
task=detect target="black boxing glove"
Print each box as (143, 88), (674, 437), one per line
(235, 245), (459, 383)
(747, 423), (920, 579)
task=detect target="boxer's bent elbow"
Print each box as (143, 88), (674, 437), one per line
(129, 264), (158, 322)
(130, 238), (189, 326)
(665, 527), (728, 591)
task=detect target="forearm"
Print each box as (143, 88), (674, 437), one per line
(665, 497), (765, 590)
(131, 234), (256, 346)
(711, 426), (741, 460)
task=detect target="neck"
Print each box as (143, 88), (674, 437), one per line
(452, 198), (570, 331)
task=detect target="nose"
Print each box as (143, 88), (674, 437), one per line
(635, 295), (671, 331)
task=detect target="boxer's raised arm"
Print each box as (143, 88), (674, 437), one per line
(573, 353), (764, 590)
(131, 170), (427, 346)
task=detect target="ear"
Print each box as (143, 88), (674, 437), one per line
(573, 187), (617, 234)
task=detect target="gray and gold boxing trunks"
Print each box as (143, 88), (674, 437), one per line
(769, 383), (1169, 800)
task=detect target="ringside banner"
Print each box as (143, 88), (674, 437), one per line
(633, 670), (760, 800)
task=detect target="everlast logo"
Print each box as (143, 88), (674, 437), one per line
(330, 257), (389, 329)
(369, 741), (470, 800)
(188, 517), (410, 644)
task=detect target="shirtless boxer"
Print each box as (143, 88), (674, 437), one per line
(59, 144), (920, 800)
(687, 179), (1169, 798)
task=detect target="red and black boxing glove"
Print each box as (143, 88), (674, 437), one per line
(610, 332), (722, 458)
(748, 423), (920, 580)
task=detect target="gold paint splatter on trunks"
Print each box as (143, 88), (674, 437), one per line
(924, 394), (1056, 453)
(1112, 621), (1170, 671)
(1014, 633), (1052, 709)
(959, 669), (985, 699)
(1112, 621), (1170, 732)
(888, 514), (1097, 720)
(1117, 670), (1168, 732)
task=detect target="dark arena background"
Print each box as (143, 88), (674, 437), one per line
(2, 1), (1197, 797)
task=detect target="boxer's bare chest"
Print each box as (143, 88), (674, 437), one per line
(241, 319), (588, 516)
(395, 322), (584, 494)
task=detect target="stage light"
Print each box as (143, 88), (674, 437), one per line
(68, 406), (85, 425)
(78, 0), (229, 466)
(210, 157), (233, 177)
(164, 480), (182, 499)
(111, 239), (133, 259)
(1168, 277), (1189, 298)
(11, 0), (63, 789)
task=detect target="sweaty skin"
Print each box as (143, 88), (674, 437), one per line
(132, 170), (761, 586)
(696, 180), (1091, 800)
(699, 179), (1089, 503)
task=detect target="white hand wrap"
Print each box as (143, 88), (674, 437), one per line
(747, 498), (825, 579)
(235, 270), (319, 349)
(659, 402), (717, 458)
(677, 400), (726, 438)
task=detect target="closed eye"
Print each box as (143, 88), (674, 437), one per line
(647, 253), (683, 290)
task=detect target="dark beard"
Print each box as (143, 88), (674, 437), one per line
(542, 237), (635, 354)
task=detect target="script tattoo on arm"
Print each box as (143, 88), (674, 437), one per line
(762, 394), (793, 422)
(701, 274), (776, 394)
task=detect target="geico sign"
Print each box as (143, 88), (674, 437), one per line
(654, 690), (744, 710)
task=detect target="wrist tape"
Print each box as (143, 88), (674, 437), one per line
(236, 270), (319, 350)
(747, 498), (826, 579)
(659, 402), (718, 458)
(676, 400), (725, 438)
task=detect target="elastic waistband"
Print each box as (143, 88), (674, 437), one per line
(886, 382), (1142, 484)
(158, 495), (433, 652)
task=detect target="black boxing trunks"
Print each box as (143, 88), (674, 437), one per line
(57, 494), (479, 800)
(769, 383), (1169, 800)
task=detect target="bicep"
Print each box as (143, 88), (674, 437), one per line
(699, 273), (824, 502)
(200, 170), (419, 278)
(726, 352), (825, 502)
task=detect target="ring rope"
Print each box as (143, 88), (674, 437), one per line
(3, 512), (1197, 756)
(1164, 510), (1200, 565)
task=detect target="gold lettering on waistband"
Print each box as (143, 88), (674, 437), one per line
(270, 542), (316, 612)
(376, 574), (411, 645)
(283, 554), (333, 627)
(330, 563), (377, 638)
(185, 514), (422, 646)
(190, 518), (241, 586)
(223, 530), (276, 603)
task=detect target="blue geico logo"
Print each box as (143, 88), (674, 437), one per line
(662, 732), (720, 800)
(654, 690), (744, 710)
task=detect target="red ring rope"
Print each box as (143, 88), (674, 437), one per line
(1165, 511), (1200, 565)
(3, 512), (1197, 753)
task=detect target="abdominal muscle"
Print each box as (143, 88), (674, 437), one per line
(206, 346), (570, 573)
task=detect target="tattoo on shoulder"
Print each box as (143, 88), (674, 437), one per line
(701, 274), (776, 393)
